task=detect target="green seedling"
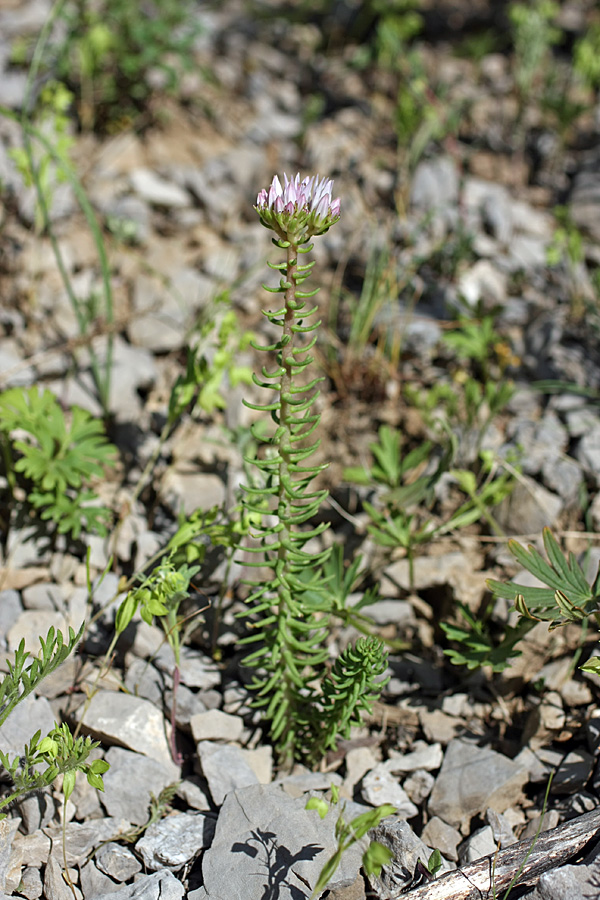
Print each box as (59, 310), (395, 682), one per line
(307, 786), (396, 898)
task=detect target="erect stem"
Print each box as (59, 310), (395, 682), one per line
(277, 241), (298, 554)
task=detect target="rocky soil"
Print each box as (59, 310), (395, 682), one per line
(2, 0), (600, 898)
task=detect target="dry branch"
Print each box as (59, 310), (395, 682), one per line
(401, 806), (600, 899)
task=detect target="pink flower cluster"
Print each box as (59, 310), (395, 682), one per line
(256, 173), (341, 219)
(255, 173), (340, 240)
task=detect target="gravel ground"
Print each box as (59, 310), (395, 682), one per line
(1, 1), (600, 898)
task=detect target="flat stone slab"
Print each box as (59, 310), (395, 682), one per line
(191, 782), (365, 900)
(428, 738), (529, 833)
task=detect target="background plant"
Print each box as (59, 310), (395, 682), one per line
(487, 528), (600, 677)
(509, 0), (561, 123)
(8, 80), (74, 232)
(0, 387), (117, 546)
(127, 294), (254, 509)
(344, 425), (514, 587)
(2, 4), (116, 411)
(12, 0), (202, 132)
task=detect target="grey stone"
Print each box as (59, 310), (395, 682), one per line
(43, 854), (81, 900)
(171, 267), (216, 312)
(387, 742), (443, 774)
(64, 337), (158, 420)
(528, 863), (596, 900)
(101, 746), (179, 826)
(513, 230), (551, 266)
(570, 169), (600, 241)
(197, 741), (259, 805)
(130, 168), (190, 208)
(85, 534), (112, 572)
(79, 859), (121, 898)
(420, 816), (461, 861)
(553, 750), (594, 795)
(577, 423), (600, 483)
(161, 469), (226, 516)
(17, 790), (55, 833)
(135, 812), (216, 870)
(368, 817), (451, 898)
(6, 609), (69, 655)
(190, 709), (244, 743)
(419, 708), (465, 745)
(124, 658), (165, 707)
(360, 765), (418, 818)
(95, 870), (185, 900)
(183, 168), (241, 227)
(197, 783), (364, 900)
(560, 678), (592, 707)
(176, 777), (212, 811)
(168, 681), (208, 728)
(458, 259), (507, 310)
(486, 808), (517, 847)
(462, 178), (513, 245)
(0, 71), (27, 108)
(247, 94), (301, 143)
(403, 769), (435, 804)
(21, 581), (65, 611)
(495, 477), (564, 534)
(542, 456), (583, 505)
(89, 571), (122, 612)
(509, 411), (567, 476)
(17, 866), (43, 900)
(96, 842), (142, 882)
(565, 406), (600, 438)
(173, 648), (222, 691)
(428, 739), (529, 832)
(19, 180), (76, 228)
(44, 818), (129, 867)
(381, 552), (475, 593)
(0, 817), (21, 894)
(278, 771), (342, 799)
(133, 529), (163, 571)
(10, 830), (51, 869)
(458, 825), (496, 864)
(74, 690), (179, 777)
(520, 809), (561, 840)
(105, 194), (151, 245)
(343, 747), (380, 793)
(411, 156), (459, 213)
(0, 694), (56, 761)
(360, 598), (416, 626)
(0, 340), (35, 386)
(0, 589), (23, 642)
(129, 274), (188, 352)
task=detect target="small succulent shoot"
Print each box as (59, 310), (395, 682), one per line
(239, 173), (387, 765)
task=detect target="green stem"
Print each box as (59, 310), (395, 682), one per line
(275, 241), (302, 762)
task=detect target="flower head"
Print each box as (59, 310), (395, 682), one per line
(255, 173), (341, 241)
